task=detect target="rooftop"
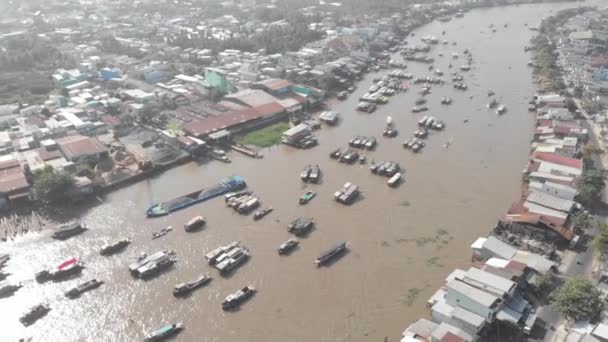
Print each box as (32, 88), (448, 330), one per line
(55, 135), (107, 160)
(446, 279), (499, 308)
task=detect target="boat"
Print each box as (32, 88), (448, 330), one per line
(308, 165), (320, 183)
(415, 98), (427, 105)
(100, 238), (131, 256)
(383, 128), (398, 137)
(52, 222), (87, 240)
(334, 182), (360, 205)
(365, 137), (376, 150)
(418, 116), (429, 126)
(253, 207), (273, 221)
(214, 246), (249, 275)
(388, 173), (402, 187)
(224, 191), (251, 202)
(173, 274), (211, 297)
(129, 250), (176, 275)
(487, 98), (498, 108)
(386, 116), (393, 126)
(205, 242), (239, 265)
(299, 191), (316, 205)
(337, 91), (348, 100)
(488, 90), (495, 96)
(415, 128), (428, 138)
(315, 241), (347, 266)
(278, 238), (299, 255)
(237, 197), (259, 214)
(0, 254), (9, 269)
(496, 105), (507, 114)
(19, 304), (50, 326)
(0, 282), (22, 298)
(135, 255), (177, 278)
(222, 285), (256, 310)
(152, 226), (172, 239)
(441, 97), (452, 105)
(184, 216), (206, 232)
(65, 278), (104, 298)
(146, 176), (246, 217)
(145, 322), (184, 342)
(36, 257), (84, 283)
(300, 165), (312, 182)
(288, 217), (314, 236)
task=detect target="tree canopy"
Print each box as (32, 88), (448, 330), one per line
(551, 277), (604, 322)
(576, 168), (607, 208)
(593, 221), (608, 256)
(32, 166), (76, 204)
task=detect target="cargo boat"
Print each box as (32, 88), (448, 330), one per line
(316, 241), (348, 266)
(52, 222), (87, 240)
(145, 322), (184, 342)
(100, 238), (130, 256)
(184, 216), (206, 232)
(309, 165), (320, 183)
(299, 191), (316, 205)
(65, 278), (104, 298)
(129, 250), (175, 274)
(215, 247), (249, 275)
(253, 207), (273, 221)
(222, 286), (256, 311)
(36, 257), (84, 283)
(334, 182), (360, 205)
(300, 165), (312, 182)
(173, 274), (211, 297)
(288, 218), (314, 236)
(146, 176), (246, 217)
(278, 238), (299, 255)
(388, 173), (402, 187)
(19, 304), (50, 326)
(0, 282), (22, 298)
(205, 241), (239, 265)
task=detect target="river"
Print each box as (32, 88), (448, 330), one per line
(0, 2), (595, 341)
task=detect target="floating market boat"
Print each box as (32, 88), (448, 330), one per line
(222, 286), (256, 311)
(253, 207), (273, 221)
(315, 241), (348, 266)
(300, 165), (312, 182)
(100, 238), (130, 256)
(309, 165), (320, 183)
(145, 322), (184, 342)
(36, 257), (84, 283)
(184, 216), (206, 232)
(278, 238), (299, 255)
(0, 282), (22, 298)
(173, 274), (211, 297)
(299, 191), (316, 205)
(288, 217), (314, 236)
(65, 279), (104, 298)
(145, 176), (246, 217)
(19, 304), (50, 326)
(52, 222), (87, 240)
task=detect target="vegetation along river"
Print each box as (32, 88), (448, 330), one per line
(0, 1), (599, 341)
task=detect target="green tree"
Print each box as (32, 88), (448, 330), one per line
(551, 277), (604, 322)
(32, 166), (76, 204)
(572, 212), (592, 231)
(75, 160), (95, 178)
(593, 221), (608, 256)
(576, 169), (607, 207)
(138, 101), (162, 123)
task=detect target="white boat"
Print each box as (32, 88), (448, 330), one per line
(387, 173), (402, 187)
(386, 116), (393, 126)
(496, 105), (507, 114)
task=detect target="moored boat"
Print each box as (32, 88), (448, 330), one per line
(184, 216), (206, 232)
(309, 165), (320, 183)
(0, 282), (22, 298)
(388, 173), (402, 187)
(152, 226), (172, 239)
(278, 238), (299, 255)
(316, 241), (347, 266)
(36, 257), (84, 283)
(222, 285), (256, 311)
(287, 217), (314, 236)
(299, 191), (316, 205)
(173, 274), (211, 297)
(65, 278), (104, 298)
(146, 176), (246, 217)
(100, 238), (131, 256)
(496, 104), (507, 114)
(253, 207), (273, 221)
(19, 304), (50, 326)
(52, 222), (87, 240)
(205, 242), (239, 265)
(145, 322), (184, 342)
(300, 165), (312, 182)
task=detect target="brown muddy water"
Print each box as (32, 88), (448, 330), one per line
(0, 2), (595, 341)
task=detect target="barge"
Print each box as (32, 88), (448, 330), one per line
(222, 285), (255, 310)
(316, 241), (347, 266)
(65, 278), (104, 298)
(100, 238), (130, 256)
(146, 176), (246, 217)
(145, 322), (184, 342)
(20, 304), (50, 326)
(173, 274), (211, 297)
(278, 238), (299, 255)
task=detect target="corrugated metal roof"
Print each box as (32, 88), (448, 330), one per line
(403, 318), (438, 339)
(463, 267), (516, 296)
(496, 306), (522, 324)
(527, 191), (575, 212)
(451, 306), (486, 328)
(512, 251), (556, 274)
(482, 236), (517, 260)
(447, 279), (499, 307)
(523, 202), (569, 220)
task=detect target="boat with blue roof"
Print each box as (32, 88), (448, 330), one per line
(146, 176), (246, 217)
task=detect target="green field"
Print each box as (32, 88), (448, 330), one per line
(234, 121), (290, 147)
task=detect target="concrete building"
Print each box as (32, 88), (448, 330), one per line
(55, 135), (108, 163)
